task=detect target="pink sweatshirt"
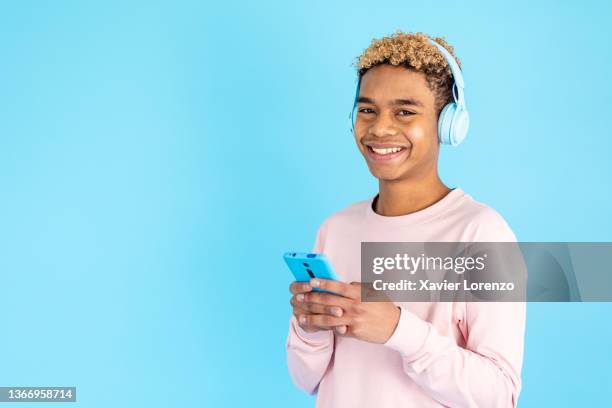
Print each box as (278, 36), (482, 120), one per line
(286, 188), (525, 407)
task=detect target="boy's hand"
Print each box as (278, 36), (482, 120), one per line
(289, 281), (346, 333)
(296, 278), (401, 344)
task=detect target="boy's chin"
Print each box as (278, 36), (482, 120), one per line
(369, 169), (409, 183)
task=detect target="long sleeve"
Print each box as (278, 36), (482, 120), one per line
(384, 302), (525, 408)
(286, 221), (335, 394)
(383, 207), (526, 407)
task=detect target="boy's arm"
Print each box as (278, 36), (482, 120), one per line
(286, 316), (334, 394)
(285, 220), (335, 394)
(384, 301), (525, 408)
(384, 209), (525, 407)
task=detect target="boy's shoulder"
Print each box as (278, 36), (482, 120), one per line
(458, 191), (511, 224)
(320, 197), (372, 224)
(457, 191), (516, 241)
(313, 198), (371, 239)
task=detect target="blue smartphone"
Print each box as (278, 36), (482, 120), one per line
(283, 252), (339, 293)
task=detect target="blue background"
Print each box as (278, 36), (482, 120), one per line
(1, 1), (611, 406)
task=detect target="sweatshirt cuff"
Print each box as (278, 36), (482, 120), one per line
(383, 306), (430, 358)
(290, 315), (333, 344)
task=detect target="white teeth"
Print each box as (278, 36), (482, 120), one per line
(371, 146), (403, 154)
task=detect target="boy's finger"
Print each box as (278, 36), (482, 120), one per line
(310, 278), (360, 300)
(289, 281), (313, 294)
(303, 291), (352, 309)
(301, 313), (349, 328)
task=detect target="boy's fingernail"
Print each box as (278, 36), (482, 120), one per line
(333, 307), (342, 317)
(296, 294), (304, 302)
(311, 279), (320, 287)
(299, 315), (306, 324)
(303, 284), (311, 291)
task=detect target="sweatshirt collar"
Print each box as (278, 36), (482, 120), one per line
(365, 187), (465, 225)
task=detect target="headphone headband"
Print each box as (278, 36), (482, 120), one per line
(427, 38), (466, 106)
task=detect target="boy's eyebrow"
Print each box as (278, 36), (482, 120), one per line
(357, 96), (424, 108)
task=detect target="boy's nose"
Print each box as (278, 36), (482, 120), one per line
(370, 115), (399, 137)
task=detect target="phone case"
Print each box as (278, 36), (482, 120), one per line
(283, 252), (340, 293)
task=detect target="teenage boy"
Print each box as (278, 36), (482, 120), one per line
(286, 31), (525, 408)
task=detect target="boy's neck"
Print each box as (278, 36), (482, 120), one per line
(375, 174), (452, 217)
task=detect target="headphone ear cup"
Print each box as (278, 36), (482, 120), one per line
(438, 103), (456, 145)
(449, 108), (469, 146)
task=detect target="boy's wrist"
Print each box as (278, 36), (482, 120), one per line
(292, 316), (333, 343)
(383, 307), (430, 358)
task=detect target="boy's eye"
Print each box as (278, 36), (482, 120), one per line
(398, 110), (415, 116)
(358, 108), (375, 114)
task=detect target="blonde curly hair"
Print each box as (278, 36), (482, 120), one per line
(353, 30), (462, 113)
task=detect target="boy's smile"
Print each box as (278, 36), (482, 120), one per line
(364, 142), (409, 162)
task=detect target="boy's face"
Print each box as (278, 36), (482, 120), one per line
(353, 64), (440, 183)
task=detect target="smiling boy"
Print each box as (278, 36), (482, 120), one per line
(286, 31), (525, 407)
